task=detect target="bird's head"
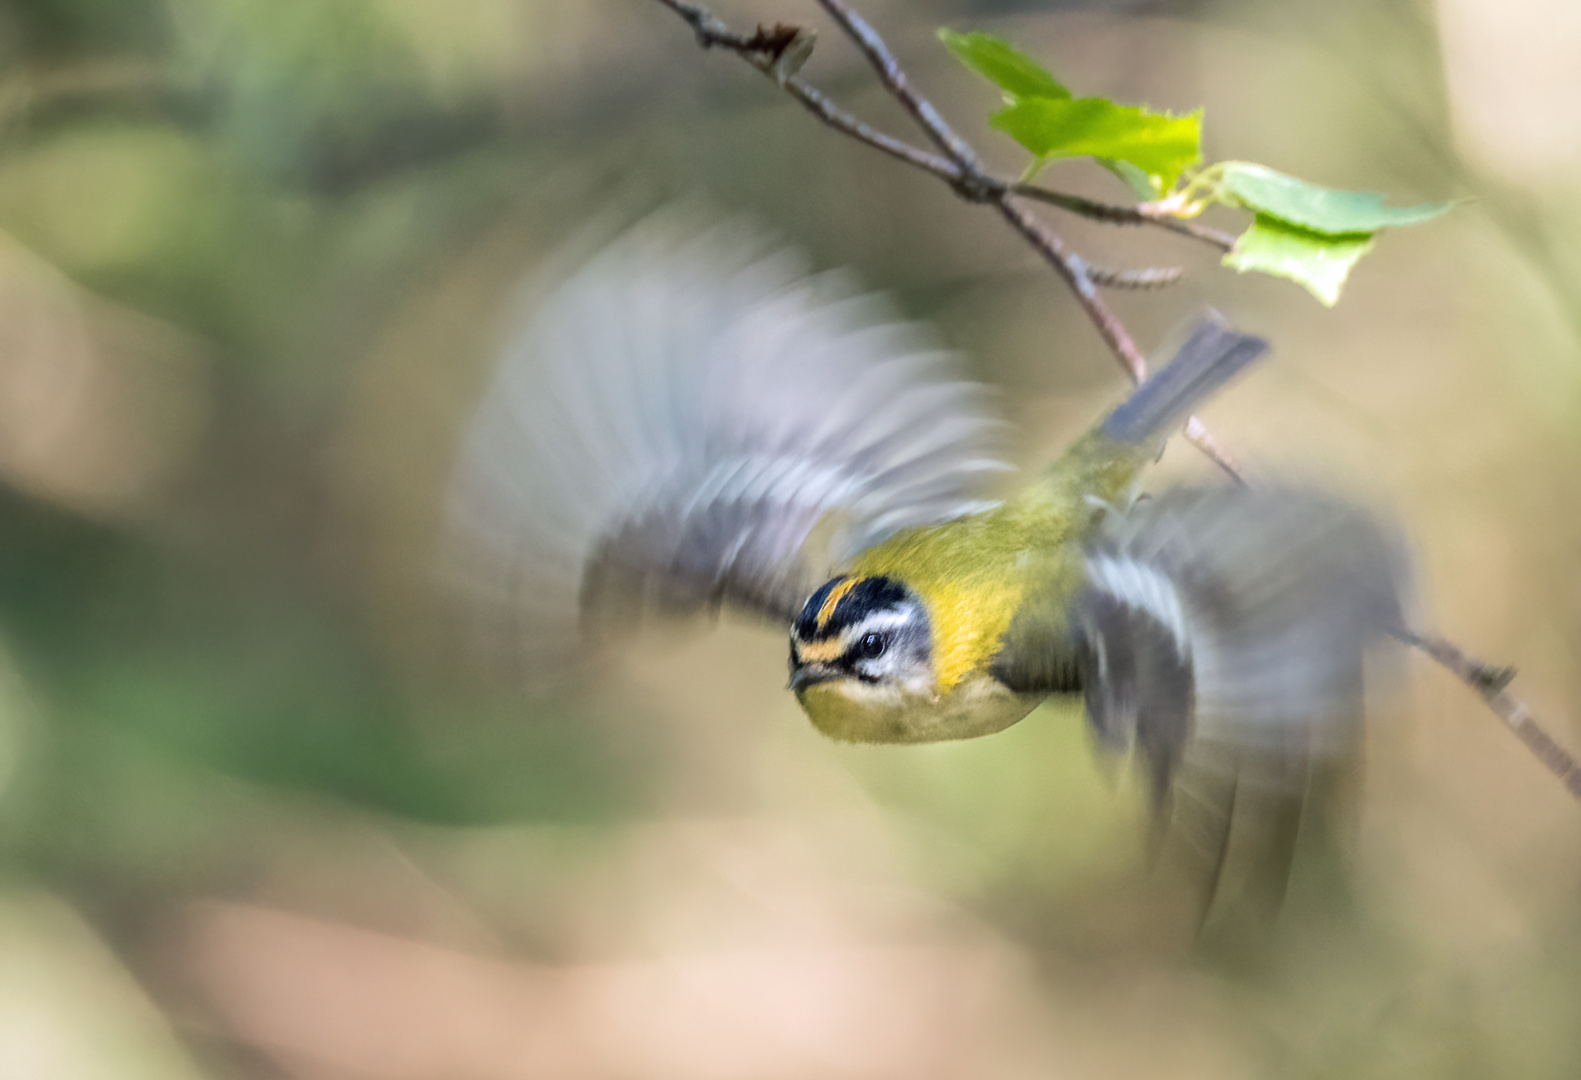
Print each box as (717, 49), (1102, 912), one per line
(788, 575), (937, 741)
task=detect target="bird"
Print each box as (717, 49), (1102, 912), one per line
(445, 209), (1407, 891)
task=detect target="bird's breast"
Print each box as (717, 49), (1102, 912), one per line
(796, 669), (1044, 744)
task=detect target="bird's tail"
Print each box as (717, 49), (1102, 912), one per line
(1101, 314), (1268, 447)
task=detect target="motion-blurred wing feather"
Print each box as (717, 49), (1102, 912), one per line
(1077, 488), (1408, 916)
(991, 487), (1406, 915)
(1086, 489), (1406, 772)
(446, 212), (1012, 672)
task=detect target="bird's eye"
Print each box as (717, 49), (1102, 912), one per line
(859, 633), (886, 659)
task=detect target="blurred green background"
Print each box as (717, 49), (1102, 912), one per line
(0, 0), (1578, 1076)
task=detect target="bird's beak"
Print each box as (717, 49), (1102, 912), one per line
(788, 665), (834, 693)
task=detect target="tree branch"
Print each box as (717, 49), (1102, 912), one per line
(1086, 264), (1185, 289)
(654, 0), (1243, 248)
(1012, 183), (1239, 251)
(810, 0), (997, 200)
(654, 0), (968, 182)
(994, 185), (1246, 480)
(652, 0), (1241, 480)
(1401, 631), (1581, 799)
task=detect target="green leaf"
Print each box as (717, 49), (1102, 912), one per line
(1223, 214), (1375, 306)
(938, 29), (1069, 101)
(991, 98), (1201, 193)
(1218, 162), (1453, 235)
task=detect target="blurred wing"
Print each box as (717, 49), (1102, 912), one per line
(445, 211), (1012, 674)
(1079, 488), (1408, 918)
(996, 487), (1406, 916)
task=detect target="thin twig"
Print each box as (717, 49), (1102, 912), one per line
(1087, 264), (1184, 289)
(1013, 183), (1239, 251)
(998, 179), (1247, 483)
(1399, 631), (1581, 800)
(655, 0), (967, 182)
(992, 198), (1146, 378)
(654, 0), (757, 49)
(1182, 416), (1249, 484)
(810, 0), (997, 199)
(779, 78), (964, 181)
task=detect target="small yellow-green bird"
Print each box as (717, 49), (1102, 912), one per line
(448, 211), (1404, 820)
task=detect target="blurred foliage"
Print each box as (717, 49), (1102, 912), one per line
(0, 0), (1574, 1075)
(0, 0), (647, 858)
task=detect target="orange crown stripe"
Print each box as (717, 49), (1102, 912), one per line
(815, 576), (862, 631)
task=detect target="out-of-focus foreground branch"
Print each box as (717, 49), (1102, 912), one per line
(649, 0), (1581, 800)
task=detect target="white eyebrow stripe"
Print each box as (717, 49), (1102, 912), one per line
(837, 608), (918, 644)
(1084, 554), (1191, 658)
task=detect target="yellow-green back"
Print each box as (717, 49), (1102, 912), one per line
(850, 430), (1150, 691)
